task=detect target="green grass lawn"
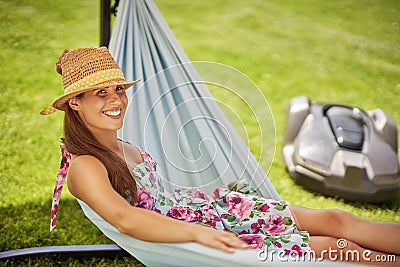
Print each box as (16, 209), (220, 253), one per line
(1, 0), (399, 266)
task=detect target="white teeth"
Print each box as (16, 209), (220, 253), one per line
(103, 109), (121, 117)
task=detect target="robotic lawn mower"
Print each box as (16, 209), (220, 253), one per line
(282, 96), (400, 202)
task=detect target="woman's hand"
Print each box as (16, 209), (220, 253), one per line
(189, 223), (249, 253)
(68, 155), (250, 253)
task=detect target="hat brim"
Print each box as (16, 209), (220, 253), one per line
(40, 78), (140, 115)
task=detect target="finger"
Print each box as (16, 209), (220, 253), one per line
(204, 233), (240, 253)
(218, 234), (249, 250)
(212, 240), (235, 253)
(230, 238), (250, 249)
(197, 235), (234, 253)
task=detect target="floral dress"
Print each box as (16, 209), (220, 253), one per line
(51, 143), (311, 256)
(131, 148), (311, 255)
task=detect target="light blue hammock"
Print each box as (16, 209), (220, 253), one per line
(76, 0), (342, 266)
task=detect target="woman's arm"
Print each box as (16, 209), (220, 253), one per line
(67, 155), (248, 253)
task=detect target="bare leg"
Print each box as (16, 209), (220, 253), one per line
(291, 205), (400, 255)
(311, 236), (400, 266)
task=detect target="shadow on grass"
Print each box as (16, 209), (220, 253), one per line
(1, 253), (144, 267)
(299, 185), (400, 212)
(0, 199), (144, 266)
(2, 189), (398, 266)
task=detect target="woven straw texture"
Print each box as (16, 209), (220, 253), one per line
(62, 47), (120, 89)
(40, 47), (139, 115)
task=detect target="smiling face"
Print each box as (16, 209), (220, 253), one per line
(68, 85), (128, 136)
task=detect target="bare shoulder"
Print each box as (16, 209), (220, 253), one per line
(67, 155), (109, 197)
(69, 154), (107, 176)
(66, 154), (133, 225)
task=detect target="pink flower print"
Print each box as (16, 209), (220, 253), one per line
(284, 245), (307, 256)
(212, 185), (228, 200)
(51, 204), (58, 218)
(149, 172), (155, 181)
(58, 145), (70, 177)
(154, 208), (161, 214)
(57, 158), (69, 177)
(52, 180), (64, 201)
(51, 217), (56, 227)
(239, 230), (248, 235)
(141, 150), (157, 171)
(167, 206), (187, 220)
(185, 208), (203, 222)
(275, 242), (282, 248)
(238, 234), (266, 249)
(261, 214), (288, 236)
(137, 188), (154, 210)
(52, 187), (62, 202)
(251, 222), (260, 234)
(226, 193), (255, 220)
(260, 203), (270, 212)
(166, 206), (202, 222)
(204, 220), (216, 227)
(192, 189), (214, 202)
(50, 144), (71, 231)
(203, 214), (220, 227)
(200, 204), (217, 220)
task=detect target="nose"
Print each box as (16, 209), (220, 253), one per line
(109, 91), (123, 105)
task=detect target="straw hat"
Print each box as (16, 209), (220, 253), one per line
(40, 47), (140, 115)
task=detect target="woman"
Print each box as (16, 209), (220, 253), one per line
(42, 47), (400, 265)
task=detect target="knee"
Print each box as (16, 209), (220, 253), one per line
(324, 209), (355, 236)
(291, 206), (359, 237)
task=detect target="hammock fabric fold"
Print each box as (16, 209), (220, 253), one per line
(76, 1), (286, 266)
(109, 0), (279, 199)
(3, 1), (341, 266)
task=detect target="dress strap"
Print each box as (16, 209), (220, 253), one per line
(50, 142), (71, 231)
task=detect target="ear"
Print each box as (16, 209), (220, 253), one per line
(68, 97), (81, 111)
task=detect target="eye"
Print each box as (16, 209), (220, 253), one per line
(116, 86), (127, 95)
(96, 89), (107, 96)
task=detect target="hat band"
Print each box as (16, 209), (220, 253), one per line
(64, 68), (125, 94)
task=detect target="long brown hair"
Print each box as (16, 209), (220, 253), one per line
(63, 105), (139, 203)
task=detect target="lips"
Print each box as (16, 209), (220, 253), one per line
(102, 109), (122, 117)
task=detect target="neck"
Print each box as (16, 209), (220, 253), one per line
(92, 130), (120, 154)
